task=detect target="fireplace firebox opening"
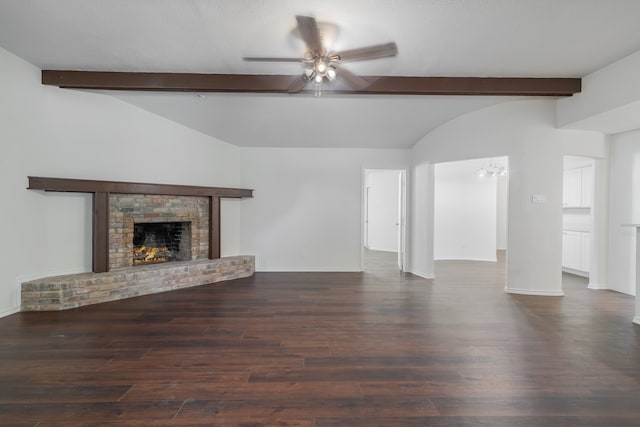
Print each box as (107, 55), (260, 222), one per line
(133, 222), (192, 266)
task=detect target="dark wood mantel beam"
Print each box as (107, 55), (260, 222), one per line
(28, 177), (253, 273)
(93, 192), (109, 274)
(28, 177), (253, 199)
(42, 70), (581, 97)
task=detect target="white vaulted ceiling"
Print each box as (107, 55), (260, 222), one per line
(1, 0), (640, 148)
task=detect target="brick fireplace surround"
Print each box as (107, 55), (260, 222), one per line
(21, 177), (254, 311)
(109, 194), (210, 270)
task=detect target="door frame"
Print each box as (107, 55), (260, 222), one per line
(361, 168), (407, 271)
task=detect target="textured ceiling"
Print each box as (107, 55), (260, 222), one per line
(1, 0), (640, 148)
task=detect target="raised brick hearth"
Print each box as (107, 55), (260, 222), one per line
(21, 256), (254, 311)
(24, 177), (255, 311)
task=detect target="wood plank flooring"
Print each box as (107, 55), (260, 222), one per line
(1, 252), (640, 425)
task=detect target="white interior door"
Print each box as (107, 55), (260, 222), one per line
(364, 186), (370, 248)
(397, 171), (406, 271)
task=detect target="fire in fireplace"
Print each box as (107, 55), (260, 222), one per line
(132, 222), (192, 266)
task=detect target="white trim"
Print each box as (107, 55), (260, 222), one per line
(633, 316), (640, 326)
(18, 269), (89, 283)
(256, 267), (361, 272)
(361, 168), (408, 274)
(434, 257), (498, 262)
(587, 283), (609, 290)
(0, 307), (20, 318)
(409, 270), (435, 279)
(504, 286), (564, 296)
(367, 248), (398, 254)
(562, 267), (589, 278)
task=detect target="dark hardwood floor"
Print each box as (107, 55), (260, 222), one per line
(2, 253), (640, 426)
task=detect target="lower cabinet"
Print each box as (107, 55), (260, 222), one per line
(562, 230), (590, 274)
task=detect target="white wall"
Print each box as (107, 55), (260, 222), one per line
(410, 99), (584, 296)
(496, 174), (508, 250)
(433, 158), (497, 261)
(365, 170), (399, 252)
(558, 49), (640, 135)
(409, 161), (435, 279)
(0, 46), (243, 316)
(238, 148), (408, 271)
(608, 129), (640, 296)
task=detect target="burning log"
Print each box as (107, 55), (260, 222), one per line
(133, 245), (173, 265)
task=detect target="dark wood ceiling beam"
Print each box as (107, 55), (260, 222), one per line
(42, 71), (298, 92)
(42, 70), (581, 96)
(28, 177), (253, 199)
(355, 76), (581, 96)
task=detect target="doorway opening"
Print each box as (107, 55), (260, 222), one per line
(362, 169), (406, 273)
(433, 157), (509, 283)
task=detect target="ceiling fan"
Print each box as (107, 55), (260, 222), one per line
(243, 15), (398, 95)
(40, 14), (580, 97)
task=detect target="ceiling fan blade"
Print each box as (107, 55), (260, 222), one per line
(243, 57), (305, 62)
(337, 67), (370, 90)
(296, 15), (324, 55)
(334, 42), (398, 62)
(287, 75), (309, 93)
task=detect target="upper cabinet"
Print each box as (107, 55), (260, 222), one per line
(563, 165), (592, 208)
(563, 168), (582, 207)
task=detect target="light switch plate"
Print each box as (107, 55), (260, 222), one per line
(531, 194), (546, 204)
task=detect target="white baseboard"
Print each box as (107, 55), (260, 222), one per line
(17, 269), (88, 284)
(408, 270), (435, 279)
(255, 267), (361, 273)
(434, 257), (497, 262)
(0, 307), (20, 318)
(588, 283), (609, 290)
(562, 267), (589, 278)
(633, 316), (640, 326)
(504, 286), (564, 297)
(366, 247), (398, 253)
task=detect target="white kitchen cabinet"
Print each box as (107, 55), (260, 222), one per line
(563, 165), (592, 208)
(563, 168), (582, 207)
(562, 231), (582, 271)
(562, 230), (590, 274)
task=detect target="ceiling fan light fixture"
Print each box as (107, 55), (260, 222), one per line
(316, 60), (327, 75)
(304, 67), (315, 78)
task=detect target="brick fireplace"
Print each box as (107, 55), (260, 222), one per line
(109, 194), (209, 269)
(21, 177), (254, 311)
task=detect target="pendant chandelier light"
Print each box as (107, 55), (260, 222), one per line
(476, 159), (508, 177)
